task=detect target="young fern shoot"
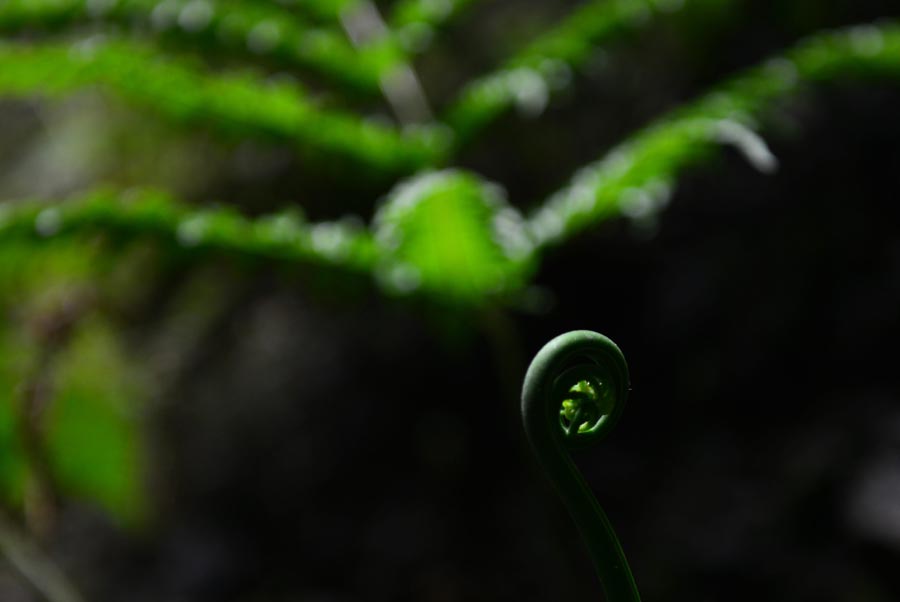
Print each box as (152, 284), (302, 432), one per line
(521, 330), (640, 602)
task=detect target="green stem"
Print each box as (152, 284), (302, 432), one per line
(521, 330), (640, 602)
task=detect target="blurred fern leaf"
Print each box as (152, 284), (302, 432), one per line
(0, 0), (382, 92)
(527, 23), (900, 247)
(445, 0), (735, 141)
(374, 170), (534, 300)
(0, 38), (450, 171)
(0, 189), (379, 274)
(45, 319), (148, 525)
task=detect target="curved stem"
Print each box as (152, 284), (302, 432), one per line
(521, 330), (641, 602)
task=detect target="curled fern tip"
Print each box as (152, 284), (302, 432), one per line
(521, 330), (640, 602)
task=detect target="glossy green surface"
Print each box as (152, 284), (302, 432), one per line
(522, 330), (640, 602)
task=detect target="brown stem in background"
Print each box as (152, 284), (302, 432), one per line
(340, 0), (433, 124)
(0, 508), (87, 602)
(16, 292), (93, 538)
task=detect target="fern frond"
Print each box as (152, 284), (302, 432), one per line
(0, 0), (384, 93)
(4, 24), (899, 306)
(0, 189), (379, 274)
(373, 169), (533, 300)
(445, 0), (728, 141)
(0, 38), (451, 172)
(527, 23), (900, 248)
(0, 175), (532, 303)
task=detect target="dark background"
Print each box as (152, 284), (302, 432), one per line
(2, 1), (900, 601)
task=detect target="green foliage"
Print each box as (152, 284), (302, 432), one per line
(373, 170), (534, 301)
(0, 0), (383, 91)
(1, 0), (900, 530)
(4, 25), (899, 303)
(528, 23), (900, 248)
(0, 0), (478, 96)
(0, 179), (533, 302)
(0, 189), (379, 274)
(0, 38), (449, 172)
(0, 318), (147, 524)
(445, 0), (734, 141)
(44, 320), (148, 525)
(0, 238), (147, 522)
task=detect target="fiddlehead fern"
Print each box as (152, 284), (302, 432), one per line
(521, 330), (640, 602)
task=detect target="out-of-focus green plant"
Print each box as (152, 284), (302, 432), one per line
(0, 0), (379, 91)
(0, 238), (146, 525)
(0, 0), (899, 563)
(3, 23), (900, 307)
(0, 39), (450, 171)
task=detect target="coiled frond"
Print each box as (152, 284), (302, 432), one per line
(522, 330), (638, 601)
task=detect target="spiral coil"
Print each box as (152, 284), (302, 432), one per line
(521, 330), (641, 602)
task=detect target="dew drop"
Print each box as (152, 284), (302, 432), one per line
(492, 207), (532, 261)
(528, 208), (564, 244)
(850, 26), (885, 57)
(619, 187), (655, 219)
(151, 0), (179, 30)
(382, 263), (421, 293)
(712, 119), (778, 174)
(247, 20), (282, 55)
(539, 59), (572, 91)
(507, 68), (548, 117)
(176, 215), (208, 247)
(35, 208), (62, 237)
(178, 0), (213, 33)
(256, 212), (304, 245)
(310, 222), (357, 260)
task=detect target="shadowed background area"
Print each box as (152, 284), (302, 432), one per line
(1, 1), (899, 601)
